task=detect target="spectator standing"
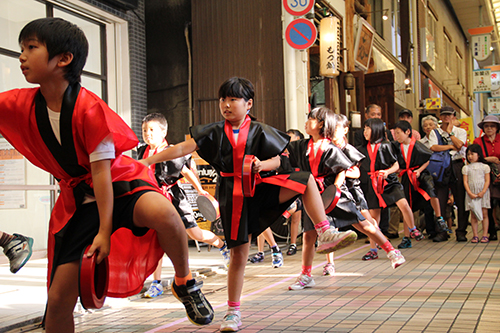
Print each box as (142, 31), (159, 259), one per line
(428, 106), (469, 241)
(473, 115), (500, 241)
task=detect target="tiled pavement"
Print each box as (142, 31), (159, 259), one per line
(2, 230), (500, 333)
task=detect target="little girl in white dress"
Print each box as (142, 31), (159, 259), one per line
(462, 144), (491, 243)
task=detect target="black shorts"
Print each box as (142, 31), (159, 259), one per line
(55, 190), (152, 266)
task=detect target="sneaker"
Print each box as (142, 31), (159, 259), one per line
(171, 279), (214, 326)
(362, 250), (379, 260)
(436, 217), (448, 232)
(322, 263), (335, 276)
(288, 274), (316, 290)
(219, 243), (230, 267)
(144, 281), (163, 298)
(3, 233), (34, 274)
(398, 237), (412, 249)
(387, 249), (406, 269)
(272, 251), (283, 268)
(220, 309), (242, 332)
(316, 228), (357, 254)
(248, 252), (264, 263)
(410, 229), (424, 241)
(286, 244), (297, 256)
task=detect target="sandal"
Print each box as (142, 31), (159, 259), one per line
(471, 236), (479, 243)
(480, 236), (489, 243)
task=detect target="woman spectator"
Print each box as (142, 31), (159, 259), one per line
(473, 115), (500, 241)
(420, 115), (438, 149)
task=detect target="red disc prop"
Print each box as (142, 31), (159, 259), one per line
(196, 193), (220, 221)
(242, 155), (257, 197)
(321, 185), (341, 214)
(79, 245), (109, 310)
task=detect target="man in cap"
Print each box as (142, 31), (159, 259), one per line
(428, 106), (469, 242)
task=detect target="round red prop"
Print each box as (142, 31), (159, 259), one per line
(196, 193), (220, 221)
(242, 155), (257, 197)
(322, 185), (341, 214)
(79, 245), (109, 310)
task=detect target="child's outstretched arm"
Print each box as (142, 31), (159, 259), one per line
(379, 161), (400, 179)
(252, 155), (280, 173)
(181, 165), (209, 195)
(141, 138), (198, 167)
(87, 159), (113, 264)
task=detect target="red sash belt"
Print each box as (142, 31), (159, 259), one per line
(399, 138), (430, 208)
(367, 143), (387, 208)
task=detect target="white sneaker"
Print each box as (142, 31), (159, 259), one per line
(219, 243), (230, 268)
(316, 228), (357, 254)
(387, 249), (406, 269)
(3, 233), (34, 274)
(143, 281), (163, 298)
(322, 263), (335, 276)
(220, 309), (242, 332)
(272, 251), (283, 268)
(288, 273), (316, 290)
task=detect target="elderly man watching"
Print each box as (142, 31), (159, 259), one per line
(473, 115), (500, 241)
(428, 106), (469, 242)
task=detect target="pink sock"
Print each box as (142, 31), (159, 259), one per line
(380, 241), (395, 254)
(228, 301), (240, 311)
(301, 265), (312, 277)
(314, 220), (330, 234)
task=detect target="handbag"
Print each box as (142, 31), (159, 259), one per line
(427, 129), (451, 183)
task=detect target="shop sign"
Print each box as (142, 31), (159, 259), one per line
(473, 69), (491, 93)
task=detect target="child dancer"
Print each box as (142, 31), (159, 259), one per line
(138, 113), (230, 298)
(332, 114), (405, 267)
(462, 144), (491, 243)
(392, 121), (448, 240)
(0, 18), (213, 331)
(141, 77), (357, 332)
(357, 118), (424, 250)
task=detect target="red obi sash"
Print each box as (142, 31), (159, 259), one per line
(367, 143), (387, 208)
(398, 138), (430, 208)
(143, 140), (174, 201)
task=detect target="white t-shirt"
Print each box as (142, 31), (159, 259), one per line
(428, 126), (467, 161)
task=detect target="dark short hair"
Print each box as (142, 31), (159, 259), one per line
(466, 144), (487, 164)
(365, 104), (381, 114)
(19, 18), (88, 85)
(364, 118), (385, 143)
(218, 77), (254, 102)
(143, 113), (168, 132)
(308, 106), (336, 140)
(286, 129), (304, 139)
(399, 109), (413, 119)
(393, 120), (413, 138)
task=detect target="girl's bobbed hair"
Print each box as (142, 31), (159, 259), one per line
(308, 106), (336, 140)
(364, 118), (385, 144)
(218, 77), (254, 102)
(466, 143), (487, 164)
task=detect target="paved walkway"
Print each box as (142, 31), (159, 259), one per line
(2, 230), (499, 333)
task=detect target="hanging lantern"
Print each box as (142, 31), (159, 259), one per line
(320, 16), (340, 77)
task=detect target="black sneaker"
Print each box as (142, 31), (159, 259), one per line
(171, 279), (214, 326)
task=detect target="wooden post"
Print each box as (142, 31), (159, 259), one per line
(346, 0), (355, 72)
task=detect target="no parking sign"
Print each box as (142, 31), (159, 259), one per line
(285, 18), (317, 50)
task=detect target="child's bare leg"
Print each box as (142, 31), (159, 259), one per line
(482, 208), (489, 238)
(396, 199), (417, 233)
(302, 230), (317, 267)
(470, 213), (478, 238)
(261, 227), (277, 248)
(227, 242), (251, 302)
(279, 175), (357, 253)
(133, 192), (190, 278)
(257, 233), (265, 252)
(290, 210), (301, 244)
(353, 221), (387, 246)
(186, 226), (224, 248)
(153, 258), (163, 281)
(430, 197), (442, 217)
(360, 210), (378, 248)
(45, 261), (80, 333)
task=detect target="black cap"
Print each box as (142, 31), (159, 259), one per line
(440, 106), (455, 115)
(399, 109), (413, 118)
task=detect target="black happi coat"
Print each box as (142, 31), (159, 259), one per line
(341, 143), (369, 211)
(393, 139), (436, 212)
(190, 117), (310, 248)
(287, 138), (363, 227)
(358, 141), (406, 209)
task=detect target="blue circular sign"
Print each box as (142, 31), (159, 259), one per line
(285, 18), (317, 50)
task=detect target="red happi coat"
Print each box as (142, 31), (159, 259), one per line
(0, 84), (164, 297)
